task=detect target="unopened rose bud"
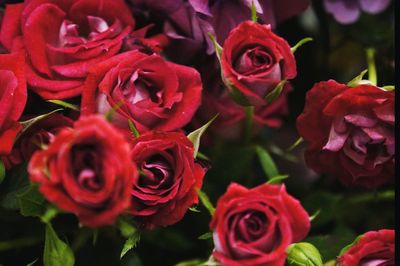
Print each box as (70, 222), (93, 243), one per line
(286, 242), (323, 266)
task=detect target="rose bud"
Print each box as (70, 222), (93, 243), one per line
(337, 229), (394, 266)
(221, 21), (296, 106)
(1, 113), (74, 169)
(0, 52), (27, 155)
(28, 115), (138, 227)
(296, 80), (394, 189)
(210, 183), (310, 266)
(81, 50), (202, 133)
(286, 242), (323, 266)
(0, 0), (135, 99)
(129, 131), (205, 229)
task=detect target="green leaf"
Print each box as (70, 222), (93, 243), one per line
(92, 229), (99, 246)
(338, 234), (363, 257)
(187, 114), (218, 158)
(17, 184), (46, 217)
(291, 37), (313, 54)
(382, 85), (395, 91)
(196, 189), (215, 216)
(19, 109), (64, 136)
(255, 146), (279, 180)
(118, 217), (141, 259)
(120, 232), (141, 259)
(0, 160), (5, 185)
(26, 259), (38, 266)
(47, 100), (79, 111)
(189, 206), (201, 213)
(128, 120), (140, 138)
(267, 175), (289, 185)
(0, 163), (30, 210)
(196, 152), (210, 161)
(286, 137), (304, 152)
(43, 223), (75, 266)
(198, 232), (213, 240)
(347, 69), (368, 87)
(286, 242), (323, 266)
(207, 33), (222, 61)
(250, 0), (258, 22)
(265, 80), (287, 103)
(175, 259), (205, 266)
(310, 209), (321, 222)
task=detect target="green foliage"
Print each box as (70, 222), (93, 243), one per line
(197, 232), (213, 240)
(187, 114), (219, 158)
(47, 100), (79, 111)
(17, 184), (46, 217)
(196, 189), (215, 216)
(255, 145), (279, 180)
(0, 160), (5, 185)
(44, 223), (75, 266)
(265, 80), (287, 103)
(118, 217), (141, 259)
(286, 242), (323, 266)
(0, 163), (30, 210)
(347, 69), (369, 87)
(128, 120), (140, 138)
(267, 175), (289, 185)
(291, 37), (313, 54)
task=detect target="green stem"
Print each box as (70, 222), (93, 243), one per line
(244, 106), (254, 143)
(0, 236), (43, 251)
(366, 48), (377, 86)
(347, 190), (394, 205)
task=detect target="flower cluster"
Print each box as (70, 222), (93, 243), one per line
(0, 0), (394, 265)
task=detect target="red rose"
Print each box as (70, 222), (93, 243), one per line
(338, 229), (394, 266)
(1, 113), (74, 169)
(0, 52), (27, 155)
(296, 80), (394, 188)
(210, 183), (310, 266)
(0, 0), (135, 99)
(221, 21), (296, 106)
(81, 51), (202, 133)
(129, 131), (205, 229)
(28, 115), (137, 227)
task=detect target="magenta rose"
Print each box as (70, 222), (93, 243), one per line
(338, 229), (394, 266)
(28, 115), (138, 227)
(297, 80), (394, 188)
(210, 183), (310, 266)
(221, 21), (296, 106)
(81, 50), (202, 133)
(0, 51), (27, 155)
(129, 131), (205, 229)
(0, 0), (135, 99)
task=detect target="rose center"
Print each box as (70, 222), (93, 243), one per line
(139, 155), (173, 189)
(234, 46), (274, 75)
(119, 71), (161, 105)
(59, 16), (110, 47)
(235, 211), (267, 243)
(71, 143), (103, 191)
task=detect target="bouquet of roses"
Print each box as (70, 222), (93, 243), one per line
(0, 0), (394, 265)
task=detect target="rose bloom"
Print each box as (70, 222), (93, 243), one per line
(221, 21), (296, 106)
(0, 52), (27, 155)
(0, 0), (135, 99)
(81, 50), (202, 133)
(1, 113), (73, 169)
(297, 80), (394, 188)
(28, 115), (137, 227)
(129, 131), (205, 229)
(210, 183), (310, 266)
(338, 229), (394, 266)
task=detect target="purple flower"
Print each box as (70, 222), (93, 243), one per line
(209, 0), (310, 43)
(324, 0), (392, 24)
